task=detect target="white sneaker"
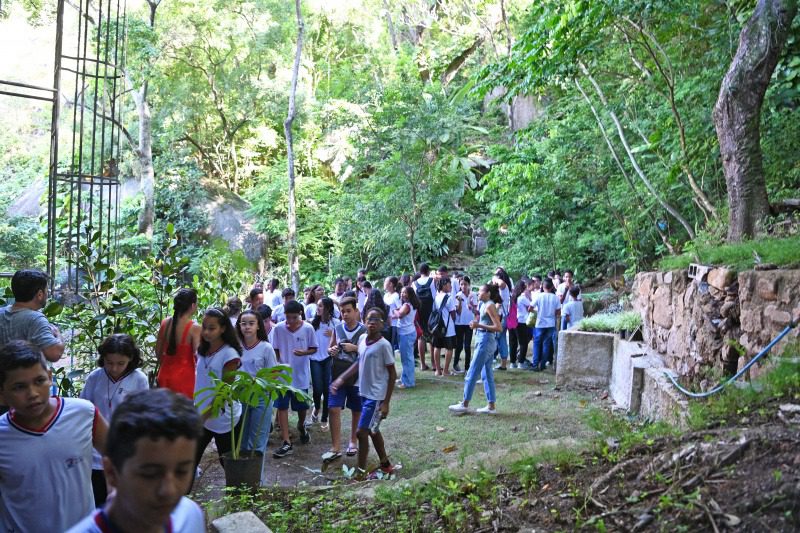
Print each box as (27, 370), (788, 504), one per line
(511, 363), (519, 369)
(476, 405), (497, 415)
(448, 402), (473, 415)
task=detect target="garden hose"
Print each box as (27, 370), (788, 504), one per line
(665, 318), (798, 399)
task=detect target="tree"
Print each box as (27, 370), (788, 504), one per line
(285, 0), (304, 292)
(713, 0), (798, 241)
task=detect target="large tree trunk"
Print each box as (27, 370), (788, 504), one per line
(134, 85), (154, 237)
(713, 0), (797, 242)
(284, 0), (304, 293)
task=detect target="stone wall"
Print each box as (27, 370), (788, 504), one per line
(632, 268), (800, 383)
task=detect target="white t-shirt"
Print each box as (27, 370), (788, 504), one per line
(240, 340), (277, 376)
(265, 289), (282, 308)
(383, 291), (401, 327)
(194, 345), (242, 434)
(66, 496), (205, 533)
(271, 304), (286, 323)
(397, 304), (416, 336)
(0, 397), (97, 532)
(80, 368), (149, 469)
(556, 282), (577, 303)
(434, 292), (456, 338)
(357, 289), (368, 313)
(563, 300), (585, 329)
(270, 321), (317, 390)
(357, 337), (395, 401)
(454, 291), (478, 325)
(312, 318), (339, 361)
(516, 294), (532, 324)
(304, 302), (317, 321)
(533, 292), (561, 328)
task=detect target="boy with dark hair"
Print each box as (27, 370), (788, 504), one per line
(249, 287), (264, 309)
(265, 278), (282, 308)
(0, 341), (108, 532)
(67, 388), (205, 532)
(271, 287), (297, 323)
(271, 300), (317, 457)
(413, 262), (436, 371)
(0, 269), (65, 362)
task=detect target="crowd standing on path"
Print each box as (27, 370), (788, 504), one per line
(0, 264), (585, 531)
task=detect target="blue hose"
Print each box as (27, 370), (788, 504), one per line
(666, 319), (798, 398)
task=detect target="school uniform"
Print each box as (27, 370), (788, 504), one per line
(66, 496), (205, 533)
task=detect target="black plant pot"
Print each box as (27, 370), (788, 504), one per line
(222, 451), (263, 489)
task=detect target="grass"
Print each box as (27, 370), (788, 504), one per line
(577, 311), (642, 333)
(658, 234), (800, 271)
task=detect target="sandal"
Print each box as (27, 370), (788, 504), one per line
(345, 444), (358, 457)
(322, 450), (342, 463)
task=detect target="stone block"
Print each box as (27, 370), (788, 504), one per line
(652, 286), (673, 329)
(212, 512), (273, 533)
(639, 367), (689, 427)
(756, 277), (778, 301)
(707, 268), (736, 291)
(740, 305), (762, 333)
(610, 340), (662, 411)
(765, 305), (791, 328)
(556, 330), (615, 389)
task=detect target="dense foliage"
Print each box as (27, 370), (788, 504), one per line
(2, 0), (799, 285)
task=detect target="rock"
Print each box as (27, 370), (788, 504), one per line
(765, 305), (791, 328)
(756, 277), (778, 301)
(755, 263), (778, 271)
(652, 286), (673, 328)
(707, 268), (736, 290)
(211, 511), (272, 533)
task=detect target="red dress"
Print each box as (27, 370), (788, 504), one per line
(156, 320), (196, 399)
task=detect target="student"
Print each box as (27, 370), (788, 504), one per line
(0, 341), (108, 532)
(431, 277), (457, 376)
(271, 287), (297, 323)
(453, 276), (478, 374)
(309, 297), (338, 430)
(236, 310), (277, 459)
(449, 283), (503, 416)
(271, 301), (317, 458)
(383, 276), (401, 350)
(304, 284), (322, 321)
(531, 279), (561, 371)
(225, 296), (243, 329)
(510, 280), (533, 369)
(155, 288), (201, 399)
(256, 304), (274, 340)
(413, 263), (436, 371)
(355, 276), (369, 313)
(492, 267), (513, 371)
(556, 270), (575, 304)
(0, 269), (64, 362)
(324, 297), (366, 462)
(393, 286), (419, 388)
(67, 389), (205, 533)
(330, 278), (346, 306)
(330, 308), (396, 479)
(249, 287), (265, 310)
(264, 278), (283, 308)
(80, 334), (149, 506)
(562, 285), (585, 330)
(193, 308), (242, 469)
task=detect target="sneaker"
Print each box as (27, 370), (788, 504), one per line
(273, 441), (293, 458)
(367, 463), (395, 480)
(448, 402), (473, 415)
(494, 364), (507, 371)
(453, 364), (462, 373)
(311, 412), (319, 424)
(297, 422), (311, 444)
(476, 405), (497, 415)
(511, 363), (519, 369)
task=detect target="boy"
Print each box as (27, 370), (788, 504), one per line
(324, 297), (366, 462)
(67, 388), (205, 532)
(562, 285), (585, 329)
(331, 307), (396, 479)
(271, 300), (317, 457)
(0, 341), (108, 532)
(531, 279), (561, 371)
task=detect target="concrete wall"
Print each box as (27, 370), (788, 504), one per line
(556, 330), (615, 389)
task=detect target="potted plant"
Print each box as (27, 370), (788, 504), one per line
(196, 365), (310, 488)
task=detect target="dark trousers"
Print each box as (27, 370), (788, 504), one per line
(454, 324), (473, 370)
(515, 324), (532, 364)
(310, 358), (331, 422)
(91, 469), (108, 508)
(194, 420), (242, 468)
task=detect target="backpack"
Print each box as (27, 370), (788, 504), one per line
(428, 294), (450, 339)
(415, 278), (434, 304)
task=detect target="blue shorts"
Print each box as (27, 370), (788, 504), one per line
(328, 385), (362, 411)
(358, 398), (383, 433)
(274, 389), (310, 412)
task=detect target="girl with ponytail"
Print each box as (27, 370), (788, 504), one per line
(155, 288), (201, 398)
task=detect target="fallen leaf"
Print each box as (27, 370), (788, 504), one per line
(779, 403), (800, 413)
(537, 379), (550, 385)
(579, 400), (588, 408)
(722, 514), (741, 527)
(442, 445), (457, 453)
(436, 426), (446, 433)
(540, 483), (550, 492)
(534, 391), (542, 396)
(511, 425), (519, 432)
(600, 391), (609, 400)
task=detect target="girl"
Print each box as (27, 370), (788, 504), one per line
(393, 286), (419, 388)
(432, 277), (457, 376)
(236, 309), (278, 458)
(155, 288), (201, 399)
(256, 304), (274, 340)
(508, 280), (531, 369)
(80, 334), (148, 506)
(304, 284), (323, 321)
(225, 296), (243, 328)
(310, 297), (338, 429)
(492, 267), (513, 370)
(193, 308), (243, 469)
(453, 276), (478, 374)
(383, 276), (401, 350)
(449, 283), (503, 415)
(532, 279), (561, 371)
(362, 288), (389, 341)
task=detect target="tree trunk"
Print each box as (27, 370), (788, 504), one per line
(383, 0), (398, 51)
(284, 0), (304, 293)
(712, 0), (797, 241)
(133, 85), (154, 237)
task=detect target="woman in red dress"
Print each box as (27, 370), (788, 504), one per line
(155, 288), (201, 398)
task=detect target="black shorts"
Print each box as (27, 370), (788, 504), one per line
(432, 336), (456, 350)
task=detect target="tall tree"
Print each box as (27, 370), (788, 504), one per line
(713, 0), (798, 241)
(285, 0), (304, 292)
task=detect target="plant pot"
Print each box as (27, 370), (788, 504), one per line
(222, 451), (263, 489)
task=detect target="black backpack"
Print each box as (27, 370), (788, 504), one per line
(415, 278), (434, 304)
(428, 294), (450, 339)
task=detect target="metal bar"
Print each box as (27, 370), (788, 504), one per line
(60, 66), (122, 79)
(60, 55), (121, 70)
(55, 172), (120, 185)
(47, 0), (66, 287)
(75, 0), (92, 291)
(0, 90), (55, 102)
(0, 79), (57, 93)
(87, 0), (104, 238)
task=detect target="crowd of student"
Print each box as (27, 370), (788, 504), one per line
(0, 264), (584, 532)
